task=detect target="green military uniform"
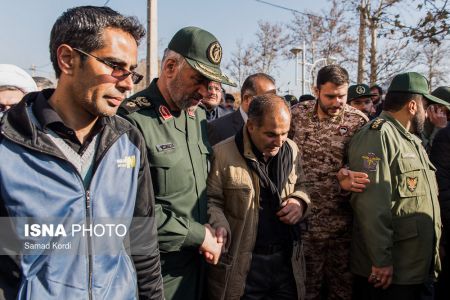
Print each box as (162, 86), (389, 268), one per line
(119, 79), (211, 300)
(348, 112), (441, 284)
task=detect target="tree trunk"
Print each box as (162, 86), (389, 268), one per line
(369, 19), (378, 85)
(357, 0), (367, 83)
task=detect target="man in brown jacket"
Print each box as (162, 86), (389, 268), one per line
(207, 94), (311, 300)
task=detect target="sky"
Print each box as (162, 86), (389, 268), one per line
(0, 0), (333, 95)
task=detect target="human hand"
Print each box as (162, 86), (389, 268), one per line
(215, 226), (228, 253)
(368, 265), (393, 289)
(199, 224), (223, 264)
(428, 105), (448, 128)
(276, 198), (305, 225)
(337, 168), (370, 192)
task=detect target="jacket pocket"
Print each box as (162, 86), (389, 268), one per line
(392, 217), (418, 242)
(148, 149), (183, 196)
(395, 159), (426, 215)
(207, 253), (233, 300)
(198, 142), (211, 179)
(222, 187), (251, 220)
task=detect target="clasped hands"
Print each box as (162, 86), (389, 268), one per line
(199, 224), (227, 265)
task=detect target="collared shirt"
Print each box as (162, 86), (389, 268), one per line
(239, 106), (248, 123)
(32, 90), (105, 155)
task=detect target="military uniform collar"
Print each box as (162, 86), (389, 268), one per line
(311, 100), (346, 124)
(380, 111), (419, 142)
(146, 79), (185, 124)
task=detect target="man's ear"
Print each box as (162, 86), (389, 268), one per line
(162, 58), (178, 78)
(408, 99), (418, 115)
(314, 86), (319, 98)
(57, 44), (76, 76)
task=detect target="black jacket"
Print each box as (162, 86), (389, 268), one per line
(430, 123), (450, 245)
(207, 109), (245, 146)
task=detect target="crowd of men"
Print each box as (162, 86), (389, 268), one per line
(0, 5), (448, 300)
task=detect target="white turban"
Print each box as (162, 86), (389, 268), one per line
(0, 64), (38, 93)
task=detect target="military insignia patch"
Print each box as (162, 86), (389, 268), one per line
(159, 105), (173, 121)
(207, 41), (222, 65)
(356, 85), (366, 94)
(126, 101), (137, 108)
(156, 143), (175, 152)
(187, 107), (196, 119)
(370, 118), (386, 130)
(407, 177), (418, 192)
(338, 126), (348, 135)
(362, 153), (381, 172)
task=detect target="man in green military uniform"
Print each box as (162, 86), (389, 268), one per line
(348, 72), (447, 299)
(119, 27), (236, 300)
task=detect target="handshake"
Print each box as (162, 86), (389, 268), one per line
(199, 224), (227, 265)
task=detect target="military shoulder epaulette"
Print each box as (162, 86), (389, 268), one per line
(121, 96), (153, 114)
(370, 118), (386, 130)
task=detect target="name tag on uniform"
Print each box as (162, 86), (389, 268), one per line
(402, 153), (416, 159)
(156, 143), (175, 152)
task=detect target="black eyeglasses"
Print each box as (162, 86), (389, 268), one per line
(73, 48), (143, 84)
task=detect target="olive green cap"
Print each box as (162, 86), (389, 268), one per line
(388, 72), (449, 107)
(431, 86), (450, 105)
(168, 26), (236, 87)
(348, 84), (376, 102)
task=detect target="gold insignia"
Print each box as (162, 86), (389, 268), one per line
(407, 177), (418, 192)
(370, 118), (386, 130)
(207, 41), (222, 65)
(194, 62), (222, 82)
(126, 102), (137, 108)
(362, 153), (381, 172)
(356, 85), (366, 94)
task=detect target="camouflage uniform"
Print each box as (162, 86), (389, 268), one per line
(289, 100), (368, 299)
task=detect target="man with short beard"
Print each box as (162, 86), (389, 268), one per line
(289, 65), (368, 299)
(348, 72), (444, 300)
(119, 27), (236, 300)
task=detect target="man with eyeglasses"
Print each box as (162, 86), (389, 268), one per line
(119, 27), (236, 300)
(0, 6), (163, 300)
(200, 81), (232, 121)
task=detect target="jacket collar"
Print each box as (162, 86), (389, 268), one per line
(241, 124), (258, 162)
(379, 111), (421, 143)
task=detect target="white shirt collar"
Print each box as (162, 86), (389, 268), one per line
(239, 106), (248, 123)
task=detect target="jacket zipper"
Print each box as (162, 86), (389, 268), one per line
(2, 123), (130, 300)
(86, 189), (93, 300)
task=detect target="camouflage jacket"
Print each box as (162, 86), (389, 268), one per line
(289, 100), (368, 232)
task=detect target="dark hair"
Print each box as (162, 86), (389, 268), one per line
(383, 92), (424, 112)
(32, 76), (54, 89)
(50, 6), (146, 78)
(316, 65), (349, 89)
(225, 93), (235, 102)
(248, 94), (289, 126)
(241, 73), (275, 99)
(299, 94), (316, 102)
(371, 84), (383, 95)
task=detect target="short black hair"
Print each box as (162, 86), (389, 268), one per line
(225, 93), (235, 103)
(248, 94), (289, 126)
(241, 73), (275, 99)
(371, 84), (383, 95)
(50, 6), (146, 78)
(316, 65), (349, 89)
(383, 92), (424, 112)
(299, 94), (316, 102)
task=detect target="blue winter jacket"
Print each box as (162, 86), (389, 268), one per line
(0, 91), (163, 300)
